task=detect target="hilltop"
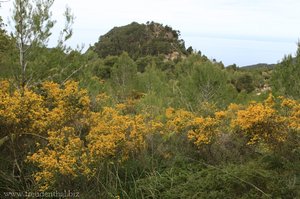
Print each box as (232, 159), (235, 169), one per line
(91, 21), (191, 60)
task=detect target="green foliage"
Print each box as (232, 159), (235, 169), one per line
(10, 0), (74, 88)
(0, 24), (16, 78)
(91, 58), (111, 79)
(108, 52), (138, 100)
(135, 161), (298, 199)
(0, 17), (8, 51)
(226, 63), (238, 71)
(271, 43), (300, 98)
(173, 54), (237, 110)
(136, 55), (155, 73)
(93, 21), (187, 59)
(134, 60), (174, 116)
(235, 73), (255, 93)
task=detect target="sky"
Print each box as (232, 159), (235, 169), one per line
(1, 0), (300, 66)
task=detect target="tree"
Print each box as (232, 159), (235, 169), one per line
(235, 73), (255, 93)
(174, 55), (235, 110)
(0, 4), (16, 78)
(0, 2), (8, 53)
(271, 43), (300, 98)
(186, 46), (193, 54)
(110, 52), (138, 100)
(0, 12), (8, 55)
(10, 0), (74, 88)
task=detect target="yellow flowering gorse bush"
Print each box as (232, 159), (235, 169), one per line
(280, 97), (300, 129)
(1, 80), (300, 192)
(165, 107), (221, 147)
(187, 116), (220, 145)
(22, 81), (159, 190)
(27, 127), (90, 191)
(231, 94), (292, 147)
(87, 107), (150, 162)
(0, 80), (48, 137)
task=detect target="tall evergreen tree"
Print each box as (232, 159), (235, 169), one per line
(10, 0), (74, 88)
(271, 43), (300, 98)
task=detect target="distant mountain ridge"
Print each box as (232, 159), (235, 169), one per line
(241, 63), (276, 70)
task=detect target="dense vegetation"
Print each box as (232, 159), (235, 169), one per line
(92, 21), (189, 60)
(0, 1), (299, 198)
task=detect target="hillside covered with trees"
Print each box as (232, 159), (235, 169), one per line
(92, 21), (190, 60)
(0, 1), (299, 198)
